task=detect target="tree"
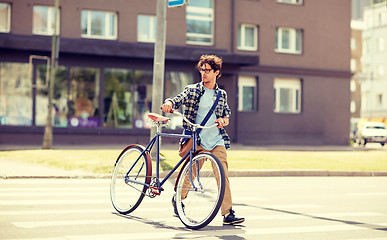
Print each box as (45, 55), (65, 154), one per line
(42, 0), (60, 149)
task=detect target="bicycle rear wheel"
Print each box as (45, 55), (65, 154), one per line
(175, 152), (225, 229)
(110, 144), (152, 214)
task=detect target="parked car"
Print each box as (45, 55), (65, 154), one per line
(355, 122), (387, 146)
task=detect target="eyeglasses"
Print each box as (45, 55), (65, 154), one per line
(199, 68), (213, 74)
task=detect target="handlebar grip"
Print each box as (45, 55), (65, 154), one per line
(160, 107), (176, 114)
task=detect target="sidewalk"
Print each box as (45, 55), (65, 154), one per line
(1, 143), (386, 179)
(0, 143), (365, 151)
(0, 158), (93, 179)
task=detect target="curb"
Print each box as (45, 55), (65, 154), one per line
(3, 170), (387, 179)
(228, 170), (387, 177)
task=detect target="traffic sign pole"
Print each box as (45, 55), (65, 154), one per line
(150, 0), (167, 157)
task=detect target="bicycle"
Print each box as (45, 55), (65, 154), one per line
(110, 110), (226, 230)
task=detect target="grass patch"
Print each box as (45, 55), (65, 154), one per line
(160, 150), (387, 172)
(1, 149), (386, 174)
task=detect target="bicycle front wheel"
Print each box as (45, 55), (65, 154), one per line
(110, 144), (152, 214)
(175, 152), (225, 229)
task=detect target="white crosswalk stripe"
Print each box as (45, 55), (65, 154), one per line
(5, 223), (387, 240)
(1, 178), (387, 240)
(349, 238), (387, 240)
(10, 213), (387, 229)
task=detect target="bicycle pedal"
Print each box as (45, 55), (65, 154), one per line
(151, 189), (161, 195)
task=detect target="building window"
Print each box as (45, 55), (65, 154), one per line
(104, 68), (134, 128)
(0, 3), (11, 33)
(363, 38), (369, 55)
(275, 27), (302, 54)
(377, 37), (385, 52)
(238, 76), (257, 111)
(350, 101), (356, 113)
(36, 65), (68, 127)
(350, 58), (357, 72)
(137, 15), (156, 43)
(377, 93), (383, 107)
(33, 5), (60, 35)
(186, 0), (214, 46)
(68, 67), (100, 127)
(238, 24), (258, 51)
(132, 70), (153, 128)
(274, 78), (301, 113)
(351, 38), (356, 50)
(103, 69), (191, 130)
(276, 0), (303, 5)
(350, 80), (357, 92)
(377, 65), (384, 77)
(164, 71), (194, 129)
(0, 63), (32, 126)
(81, 10), (117, 39)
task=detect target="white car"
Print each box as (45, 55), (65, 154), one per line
(356, 122), (387, 146)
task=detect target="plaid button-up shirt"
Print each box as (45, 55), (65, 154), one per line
(166, 82), (231, 149)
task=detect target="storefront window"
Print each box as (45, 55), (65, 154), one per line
(68, 67), (100, 127)
(104, 68), (134, 128)
(35, 65), (68, 127)
(164, 71), (194, 129)
(0, 62), (32, 126)
(133, 70), (153, 128)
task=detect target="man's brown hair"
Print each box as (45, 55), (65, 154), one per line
(197, 54), (223, 79)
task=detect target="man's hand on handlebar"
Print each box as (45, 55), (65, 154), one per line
(215, 117), (229, 128)
(161, 101), (173, 113)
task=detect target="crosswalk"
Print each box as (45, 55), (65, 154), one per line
(1, 178), (387, 240)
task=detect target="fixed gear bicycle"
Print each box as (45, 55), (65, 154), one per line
(110, 110), (226, 229)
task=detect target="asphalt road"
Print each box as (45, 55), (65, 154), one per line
(1, 177), (387, 240)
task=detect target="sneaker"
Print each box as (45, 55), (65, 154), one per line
(171, 195), (184, 216)
(171, 195), (178, 215)
(223, 209), (245, 225)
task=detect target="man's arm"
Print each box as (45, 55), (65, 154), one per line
(161, 86), (191, 113)
(214, 90), (231, 128)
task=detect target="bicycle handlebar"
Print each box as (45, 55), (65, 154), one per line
(171, 110), (218, 129)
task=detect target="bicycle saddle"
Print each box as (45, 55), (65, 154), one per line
(147, 113), (170, 123)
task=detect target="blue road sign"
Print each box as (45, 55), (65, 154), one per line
(168, 0), (186, 8)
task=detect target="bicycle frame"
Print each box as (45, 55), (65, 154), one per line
(125, 123), (201, 195)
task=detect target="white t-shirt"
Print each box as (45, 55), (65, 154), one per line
(195, 86), (225, 150)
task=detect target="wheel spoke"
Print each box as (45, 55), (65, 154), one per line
(175, 153), (225, 229)
(110, 145), (151, 214)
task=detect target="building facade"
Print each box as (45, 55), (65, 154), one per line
(360, 2), (387, 122)
(0, 0), (352, 146)
(350, 20), (364, 136)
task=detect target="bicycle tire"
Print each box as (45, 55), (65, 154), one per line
(175, 152), (225, 229)
(110, 144), (152, 214)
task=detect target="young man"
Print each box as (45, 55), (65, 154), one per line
(161, 54), (244, 225)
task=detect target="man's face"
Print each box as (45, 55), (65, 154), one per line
(199, 63), (219, 84)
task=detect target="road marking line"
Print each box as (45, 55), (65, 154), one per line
(10, 212), (386, 228)
(348, 238), (387, 240)
(260, 204), (321, 209)
(348, 192), (387, 196)
(7, 223), (387, 240)
(11, 217), (182, 228)
(0, 197), (264, 206)
(0, 187), (108, 192)
(0, 192), (108, 197)
(0, 199), (109, 205)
